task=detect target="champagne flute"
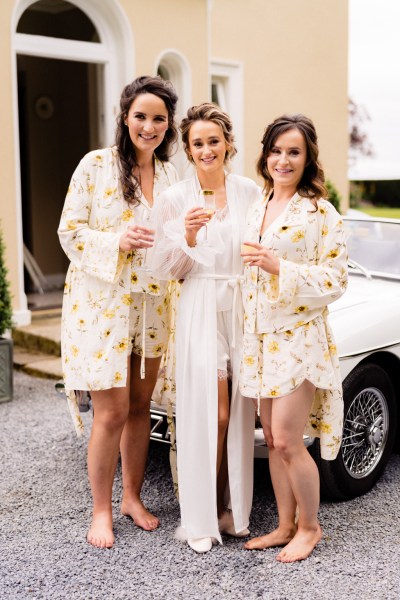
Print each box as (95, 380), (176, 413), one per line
(200, 189), (216, 242)
(134, 207), (155, 272)
(240, 243), (257, 256)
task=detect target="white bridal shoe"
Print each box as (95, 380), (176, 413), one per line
(218, 511), (250, 538)
(188, 537), (213, 553)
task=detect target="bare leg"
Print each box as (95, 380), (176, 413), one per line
(271, 381), (322, 562)
(120, 353), (162, 531)
(246, 382), (321, 560)
(245, 399), (297, 550)
(217, 379), (229, 516)
(216, 377), (230, 516)
(87, 387), (130, 548)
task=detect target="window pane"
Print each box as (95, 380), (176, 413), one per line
(211, 82), (219, 105)
(211, 78), (227, 111)
(157, 64), (170, 81)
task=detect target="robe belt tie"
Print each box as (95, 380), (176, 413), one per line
(186, 273), (244, 349)
(140, 295), (147, 379)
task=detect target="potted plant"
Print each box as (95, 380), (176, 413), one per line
(0, 221), (13, 402)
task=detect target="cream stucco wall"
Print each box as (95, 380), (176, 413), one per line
(210, 0), (349, 205)
(119, 0), (209, 105)
(0, 0), (26, 321)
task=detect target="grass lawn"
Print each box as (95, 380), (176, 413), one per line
(358, 206), (400, 219)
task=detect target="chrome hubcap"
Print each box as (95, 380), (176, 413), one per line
(341, 387), (388, 479)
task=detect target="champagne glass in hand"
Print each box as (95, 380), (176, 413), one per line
(135, 209), (155, 271)
(200, 189), (215, 242)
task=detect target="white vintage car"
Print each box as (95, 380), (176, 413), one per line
(149, 216), (400, 500)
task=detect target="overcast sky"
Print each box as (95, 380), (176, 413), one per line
(349, 0), (400, 180)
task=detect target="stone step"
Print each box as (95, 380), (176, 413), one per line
(12, 311), (62, 380)
(12, 314), (61, 357)
(13, 345), (62, 380)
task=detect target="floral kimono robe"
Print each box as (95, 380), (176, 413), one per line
(240, 193), (348, 460)
(58, 146), (178, 435)
(152, 174), (261, 542)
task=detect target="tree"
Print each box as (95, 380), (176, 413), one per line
(349, 98), (374, 165)
(325, 179), (342, 213)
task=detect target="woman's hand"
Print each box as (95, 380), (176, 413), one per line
(119, 225), (155, 252)
(184, 206), (210, 247)
(241, 241), (280, 275)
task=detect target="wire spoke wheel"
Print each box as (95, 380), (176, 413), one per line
(314, 363), (396, 500)
(342, 387), (388, 479)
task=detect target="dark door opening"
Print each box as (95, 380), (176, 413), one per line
(17, 55), (101, 310)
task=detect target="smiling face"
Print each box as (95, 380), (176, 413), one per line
(266, 128), (307, 194)
(187, 120), (228, 176)
(125, 93), (169, 158)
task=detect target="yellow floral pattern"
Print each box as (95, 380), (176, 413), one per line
(58, 147), (179, 435)
(240, 193), (348, 460)
(151, 280), (181, 407)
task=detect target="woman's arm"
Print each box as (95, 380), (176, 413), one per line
(58, 154), (124, 284)
(151, 188), (223, 280)
(243, 207), (348, 310)
(280, 215), (348, 310)
(151, 193), (199, 279)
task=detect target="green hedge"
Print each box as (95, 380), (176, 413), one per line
(0, 224), (13, 336)
(350, 180), (400, 208)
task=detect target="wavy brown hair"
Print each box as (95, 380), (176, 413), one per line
(115, 76), (178, 205)
(180, 102), (237, 164)
(256, 114), (327, 205)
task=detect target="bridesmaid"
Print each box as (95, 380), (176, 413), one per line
(152, 103), (260, 552)
(58, 76), (179, 548)
(240, 114), (348, 562)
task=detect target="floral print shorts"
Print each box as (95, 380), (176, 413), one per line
(128, 292), (170, 358)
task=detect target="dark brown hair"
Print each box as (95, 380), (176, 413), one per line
(180, 102), (237, 164)
(256, 114), (327, 204)
(115, 75), (178, 205)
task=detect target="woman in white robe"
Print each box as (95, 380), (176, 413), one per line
(240, 114), (348, 562)
(152, 103), (261, 553)
(58, 76), (179, 548)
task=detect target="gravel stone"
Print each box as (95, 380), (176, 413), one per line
(1, 371), (400, 599)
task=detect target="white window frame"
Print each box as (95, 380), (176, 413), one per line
(210, 60), (244, 174)
(155, 49), (193, 178)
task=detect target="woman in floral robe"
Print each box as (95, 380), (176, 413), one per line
(58, 76), (179, 548)
(240, 114), (348, 562)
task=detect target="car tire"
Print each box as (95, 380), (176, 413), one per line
(312, 363), (397, 501)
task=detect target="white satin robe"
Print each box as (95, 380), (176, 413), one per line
(152, 173), (261, 542)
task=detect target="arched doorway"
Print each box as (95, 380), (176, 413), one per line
(12, 0), (133, 311)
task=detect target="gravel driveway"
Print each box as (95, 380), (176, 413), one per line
(1, 371), (400, 600)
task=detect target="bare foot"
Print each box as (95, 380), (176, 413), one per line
(121, 498), (159, 531)
(219, 511), (249, 537)
(87, 511), (114, 549)
(244, 526), (297, 550)
(276, 525), (322, 563)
